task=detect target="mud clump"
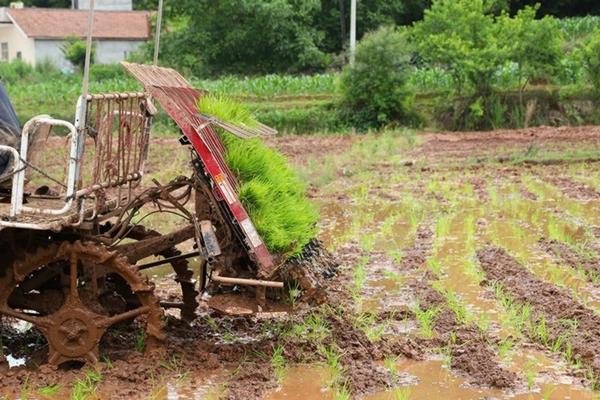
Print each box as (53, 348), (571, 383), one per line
(478, 246), (600, 381)
(399, 223), (434, 271)
(278, 239), (339, 304)
(323, 313), (421, 395)
(540, 239), (600, 281)
(411, 272), (517, 388)
(546, 176), (600, 201)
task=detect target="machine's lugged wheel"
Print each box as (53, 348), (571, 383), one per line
(0, 241), (165, 366)
(124, 225), (199, 321)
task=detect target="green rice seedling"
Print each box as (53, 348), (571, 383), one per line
(384, 356), (399, 379)
(354, 312), (387, 342)
(359, 232), (375, 252)
(426, 257), (442, 276)
(534, 317), (550, 346)
(160, 355), (182, 373)
(464, 214), (476, 245)
(271, 345), (287, 382)
(351, 263), (367, 303)
(387, 249), (404, 264)
(541, 385), (556, 400)
(524, 361), (537, 391)
(287, 281), (302, 309)
(444, 289), (471, 325)
(383, 270), (403, 282)
(434, 214), (452, 240)
(135, 329), (145, 353)
(475, 313), (492, 333)
(318, 345), (345, 388)
(18, 376), (32, 400)
(101, 356), (113, 369)
(38, 384), (61, 397)
(199, 95), (318, 256)
(70, 369), (101, 400)
(498, 338), (514, 360)
(463, 255), (484, 283)
(392, 387), (412, 400)
(305, 313), (331, 342)
(413, 304), (439, 339)
(334, 384), (352, 400)
(440, 343), (453, 369)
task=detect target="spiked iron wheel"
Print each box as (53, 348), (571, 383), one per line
(0, 241), (165, 366)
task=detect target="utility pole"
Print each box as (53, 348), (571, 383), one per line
(349, 0), (356, 65)
(82, 0), (95, 98)
(153, 0), (164, 65)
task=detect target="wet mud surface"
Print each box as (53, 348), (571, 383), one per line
(540, 239), (600, 282)
(478, 246), (600, 382)
(4, 126), (600, 399)
(412, 272), (518, 388)
(546, 176), (600, 201)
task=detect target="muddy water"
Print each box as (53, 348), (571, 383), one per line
(485, 184), (600, 309)
(264, 366), (333, 400)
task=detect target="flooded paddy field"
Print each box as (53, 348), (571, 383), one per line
(3, 126), (600, 399)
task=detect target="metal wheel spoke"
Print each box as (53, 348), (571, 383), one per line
(99, 305), (151, 328)
(69, 253), (80, 302)
(0, 307), (51, 330)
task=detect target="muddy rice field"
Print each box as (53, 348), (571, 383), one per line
(3, 125), (600, 399)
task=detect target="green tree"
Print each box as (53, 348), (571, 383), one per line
(158, 0), (329, 76)
(316, 0), (431, 55)
(498, 5), (563, 102)
(581, 29), (600, 97)
(61, 36), (95, 71)
(338, 26), (414, 129)
(411, 0), (509, 95)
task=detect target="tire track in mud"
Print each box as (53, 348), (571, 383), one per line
(411, 272), (517, 389)
(477, 246), (600, 382)
(540, 239), (600, 282)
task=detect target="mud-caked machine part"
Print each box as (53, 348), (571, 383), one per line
(123, 225), (199, 321)
(0, 241), (165, 366)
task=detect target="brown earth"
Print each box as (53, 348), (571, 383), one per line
(4, 126), (600, 398)
(545, 176), (600, 201)
(416, 125), (600, 162)
(411, 272), (518, 389)
(477, 246), (600, 382)
(540, 239), (600, 281)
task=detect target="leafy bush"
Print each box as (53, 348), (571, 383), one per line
(198, 94), (318, 256)
(159, 0), (330, 76)
(0, 60), (34, 84)
(89, 64), (128, 81)
(581, 29), (600, 97)
(498, 5), (563, 88)
(412, 0), (508, 95)
(61, 36), (95, 70)
(256, 106), (345, 134)
(338, 26), (415, 129)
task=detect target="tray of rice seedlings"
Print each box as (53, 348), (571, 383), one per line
(198, 93), (318, 259)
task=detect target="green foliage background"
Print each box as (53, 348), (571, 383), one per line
(338, 26), (415, 129)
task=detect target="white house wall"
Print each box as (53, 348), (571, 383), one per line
(0, 24), (35, 65)
(34, 40), (70, 70)
(75, 0), (133, 11)
(95, 40), (143, 64)
(34, 39), (144, 71)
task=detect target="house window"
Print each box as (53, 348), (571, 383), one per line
(1, 43), (8, 62)
(16, 51), (21, 60)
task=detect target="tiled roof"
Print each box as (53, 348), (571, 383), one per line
(7, 8), (150, 40)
